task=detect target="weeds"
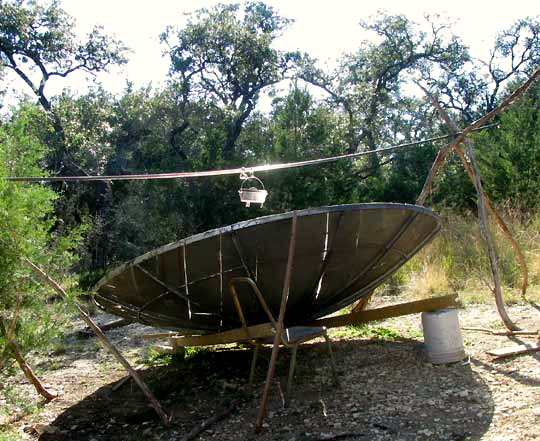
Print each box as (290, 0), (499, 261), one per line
(379, 208), (540, 304)
(146, 347), (173, 365)
(332, 323), (401, 340)
(0, 384), (40, 420)
(0, 428), (20, 441)
(406, 328), (424, 339)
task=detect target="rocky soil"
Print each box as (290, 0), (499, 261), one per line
(1, 298), (539, 441)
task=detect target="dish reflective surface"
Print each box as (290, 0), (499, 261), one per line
(94, 203), (441, 332)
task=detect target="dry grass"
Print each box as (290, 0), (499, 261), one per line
(406, 262), (452, 299)
(385, 208), (540, 305)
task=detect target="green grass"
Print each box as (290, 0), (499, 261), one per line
(332, 323), (401, 340)
(406, 328), (424, 339)
(145, 345), (211, 366)
(0, 384), (41, 423)
(0, 428), (21, 441)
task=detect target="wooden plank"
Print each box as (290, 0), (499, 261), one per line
(143, 332), (174, 340)
(148, 294), (460, 346)
(168, 322), (274, 347)
(154, 344), (176, 354)
(78, 318), (132, 338)
(310, 294), (460, 328)
(143, 331), (198, 340)
(487, 341), (540, 358)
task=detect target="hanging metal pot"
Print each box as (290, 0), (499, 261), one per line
(238, 175), (268, 207)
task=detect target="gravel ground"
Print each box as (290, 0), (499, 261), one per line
(1, 298), (539, 441)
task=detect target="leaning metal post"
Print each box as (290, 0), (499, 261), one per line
(255, 212), (298, 432)
(24, 258), (171, 425)
(421, 93), (521, 331)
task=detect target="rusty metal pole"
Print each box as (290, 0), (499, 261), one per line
(255, 212), (298, 432)
(423, 96), (521, 331)
(24, 258), (171, 425)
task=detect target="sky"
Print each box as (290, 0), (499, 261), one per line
(5, 0), (540, 102)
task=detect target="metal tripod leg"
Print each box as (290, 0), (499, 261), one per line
(324, 333), (340, 388)
(284, 344), (298, 407)
(249, 344), (259, 384)
(256, 213), (298, 432)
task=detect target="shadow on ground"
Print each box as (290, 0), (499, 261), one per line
(40, 337), (494, 441)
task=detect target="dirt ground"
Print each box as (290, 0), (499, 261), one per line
(1, 297), (539, 441)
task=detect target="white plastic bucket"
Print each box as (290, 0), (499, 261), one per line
(421, 307), (466, 364)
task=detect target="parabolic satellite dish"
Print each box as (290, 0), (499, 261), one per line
(94, 203), (440, 332)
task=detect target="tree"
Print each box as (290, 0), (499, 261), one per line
(425, 16), (540, 122)
(260, 85), (361, 210)
(417, 16), (540, 210)
(0, 0), (128, 171)
(0, 103), (82, 399)
(474, 80), (540, 210)
(0, 0), (127, 282)
(161, 2), (298, 158)
(299, 13), (469, 156)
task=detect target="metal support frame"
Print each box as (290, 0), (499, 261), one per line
(257, 211), (296, 430)
(311, 212), (343, 293)
(228, 214), (340, 430)
(285, 345), (298, 406)
(328, 212), (418, 303)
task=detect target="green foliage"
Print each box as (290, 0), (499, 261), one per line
(146, 348), (173, 365)
(333, 323), (401, 340)
(476, 82), (540, 209)
(422, 78), (540, 211)
(146, 345), (212, 368)
(162, 1), (298, 158)
(262, 85), (360, 210)
(0, 428), (20, 441)
(0, 103), (82, 362)
(0, 0), (127, 105)
(0, 105), (56, 309)
(300, 13), (469, 152)
(1, 4), (539, 301)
